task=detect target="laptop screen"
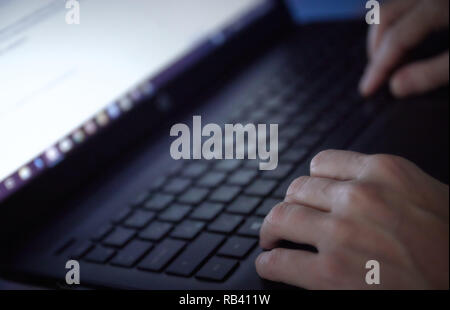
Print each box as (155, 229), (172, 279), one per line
(0, 0), (273, 203)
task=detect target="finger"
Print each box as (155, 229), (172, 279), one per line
(360, 2), (438, 97)
(310, 150), (369, 181)
(285, 176), (344, 212)
(255, 248), (320, 289)
(390, 51), (449, 97)
(368, 0), (417, 58)
(259, 202), (327, 249)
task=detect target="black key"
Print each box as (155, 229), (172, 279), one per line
(131, 191), (149, 207)
(70, 241), (94, 259)
(208, 214), (243, 234)
(255, 198), (279, 216)
(84, 246), (116, 264)
(158, 204), (191, 222)
(110, 240), (153, 267)
(170, 220), (205, 240)
(209, 185), (241, 203)
(149, 176), (167, 191)
(227, 170), (258, 186)
(144, 193), (174, 211)
(139, 239), (186, 272)
(182, 162), (208, 178)
(123, 210), (155, 229)
(190, 202), (224, 221)
(139, 221), (173, 241)
(102, 227), (136, 248)
(226, 195), (261, 215)
(197, 172), (226, 188)
(214, 160), (241, 172)
(166, 233), (225, 276)
(111, 207), (132, 224)
(178, 188), (209, 205)
(91, 224), (113, 241)
(163, 178), (191, 194)
(237, 217), (263, 238)
(218, 236), (257, 258)
(261, 163), (293, 180)
(280, 148), (309, 163)
(280, 126), (304, 141)
(244, 179), (277, 196)
(243, 160), (260, 169)
(196, 257), (238, 282)
(296, 132), (322, 147)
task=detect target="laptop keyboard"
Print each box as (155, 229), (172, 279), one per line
(62, 30), (387, 283)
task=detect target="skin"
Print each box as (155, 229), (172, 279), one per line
(360, 0), (449, 98)
(255, 150), (449, 289)
(255, 0), (449, 289)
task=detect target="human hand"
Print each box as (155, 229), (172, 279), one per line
(360, 0), (449, 98)
(255, 150), (449, 289)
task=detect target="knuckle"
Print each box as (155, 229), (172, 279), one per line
(368, 154), (405, 177)
(341, 182), (382, 212)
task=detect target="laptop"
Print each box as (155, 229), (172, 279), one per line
(0, 0), (448, 289)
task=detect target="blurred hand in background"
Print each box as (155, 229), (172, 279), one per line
(360, 0), (449, 98)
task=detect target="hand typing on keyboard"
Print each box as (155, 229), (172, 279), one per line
(255, 150), (449, 289)
(359, 0), (449, 98)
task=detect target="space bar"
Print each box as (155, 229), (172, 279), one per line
(166, 233), (225, 277)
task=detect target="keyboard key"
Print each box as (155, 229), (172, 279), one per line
(166, 233), (225, 276)
(110, 240), (153, 267)
(84, 246), (116, 264)
(158, 204), (191, 222)
(163, 178), (192, 194)
(131, 191), (149, 207)
(197, 172), (226, 188)
(139, 221), (173, 241)
(237, 217), (263, 237)
(209, 185), (241, 203)
(144, 193), (174, 211)
(226, 195), (261, 215)
(149, 176), (167, 191)
(218, 236), (257, 258)
(280, 147), (309, 163)
(190, 202), (224, 221)
(102, 227), (136, 248)
(111, 207), (132, 224)
(255, 198), (279, 216)
(296, 132), (322, 147)
(123, 210), (155, 229)
(178, 188), (209, 205)
(208, 214), (243, 234)
(70, 241), (94, 259)
(261, 163), (293, 180)
(244, 179), (277, 196)
(170, 220), (205, 240)
(182, 162), (208, 178)
(214, 160), (241, 172)
(139, 239), (186, 272)
(91, 224), (113, 241)
(196, 257), (238, 281)
(227, 170), (258, 186)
